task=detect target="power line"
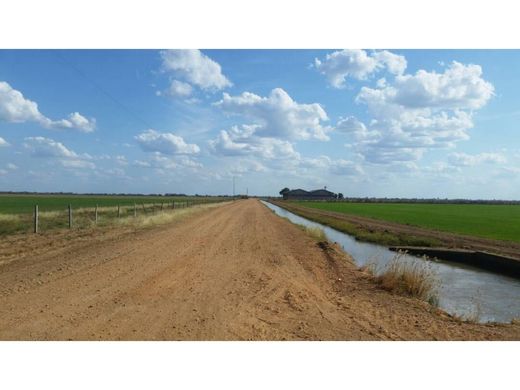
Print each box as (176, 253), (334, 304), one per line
(50, 51), (154, 129)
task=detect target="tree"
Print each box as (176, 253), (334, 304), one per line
(279, 187), (290, 196)
(338, 193), (344, 200)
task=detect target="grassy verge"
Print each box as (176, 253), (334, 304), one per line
(272, 201), (441, 247)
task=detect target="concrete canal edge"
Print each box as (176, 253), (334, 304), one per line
(389, 246), (520, 279)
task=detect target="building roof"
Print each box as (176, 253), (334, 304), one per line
(309, 189), (335, 196)
(287, 189), (309, 195)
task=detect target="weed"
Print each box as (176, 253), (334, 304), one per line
(375, 252), (440, 305)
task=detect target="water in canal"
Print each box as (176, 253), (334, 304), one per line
(262, 201), (520, 323)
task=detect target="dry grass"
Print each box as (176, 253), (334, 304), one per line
(115, 202), (227, 229)
(376, 252), (439, 306)
(304, 226), (327, 241)
(359, 262), (377, 276)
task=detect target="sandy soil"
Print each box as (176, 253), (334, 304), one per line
(0, 199), (519, 340)
(272, 201), (520, 260)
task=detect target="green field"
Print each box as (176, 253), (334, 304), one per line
(0, 194), (220, 214)
(293, 201), (520, 243)
(0, 194), (227, 235)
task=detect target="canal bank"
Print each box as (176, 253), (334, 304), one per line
(263, 201), (520, 323)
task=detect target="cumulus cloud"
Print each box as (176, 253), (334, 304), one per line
(0, 81), (96, 132)
(0, 136), (9, 147)
(358, 62), (494, 111)
(160, 50), (231, 91)
(159, 79), (194, 98)
(24, 136), (79, 159)
(135, 129), (200, 155)
(448, 152), (506, 167)
(299, 155), (363, 176)
(215, 88), (331, 141)
(314, 49), (407, 88)
(23, 136), (95, 169)
(342, 61), (494, 164)
(47, 112), (96, 133)
(210, 124), (300, 160)
(134, 153), (203, 172)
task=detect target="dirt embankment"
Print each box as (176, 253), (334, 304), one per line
(271, 201), (520, 261)
(1, 199), (519, 340)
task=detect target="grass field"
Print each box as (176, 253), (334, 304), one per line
(0, 194), (227, 235)
(293, 201), (520, 243)
(0, 194), (222, 214)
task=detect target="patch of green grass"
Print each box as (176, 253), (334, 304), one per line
(274, 203), (441, 247)
(291, 201), (520, 243)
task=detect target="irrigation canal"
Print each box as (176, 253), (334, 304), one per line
(262, 201), (520, 323)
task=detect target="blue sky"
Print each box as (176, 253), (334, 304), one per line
(1, 49), (519, 198)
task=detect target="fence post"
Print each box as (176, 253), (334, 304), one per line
(68, 204), (72, 229)
(95, 204), (98, 225)
(34, 205), (39, 233)
(118, 204), (121, 218)
(161, 202), (164, 211)
(142, 203), (146, 214)
(172, 201), (175, 209)
(134, 203), (137, 217)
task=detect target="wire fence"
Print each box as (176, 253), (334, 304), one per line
(0, 199), (228, 235)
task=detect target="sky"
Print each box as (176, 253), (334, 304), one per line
(0, 49), (519, 198)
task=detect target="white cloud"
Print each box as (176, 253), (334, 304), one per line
(344, 61), (494, 164)
(114, 155), (128, 166)
(358, 62), (494, 111)
(0, 169), (7, 176)
(299, 155), (363, 177)
(160, 50), (231, 91)
(210, 125), (300, 160)
(7, 163), (17, 170)
(133, 153), (202, 173)
(23, 136), (95, 169)
(228, 159), (267, 176)
(329, 159), (364, 176)
(215, 88), (331, 141)
(314, 49), (407, 88)
(0, 136), (9, 147)
(24, 136), (79, 159)
(135, 129), (200, 155)
(0, 81), (96, 132)
(48, 112), (96, 133)
(448, 152), (506, 167)
(392, 62), (494, 110)
(0, 81), (42, 123)
(161, 80), (194, 98)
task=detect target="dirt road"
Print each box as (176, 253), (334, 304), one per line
(1, 199), (519, 340)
